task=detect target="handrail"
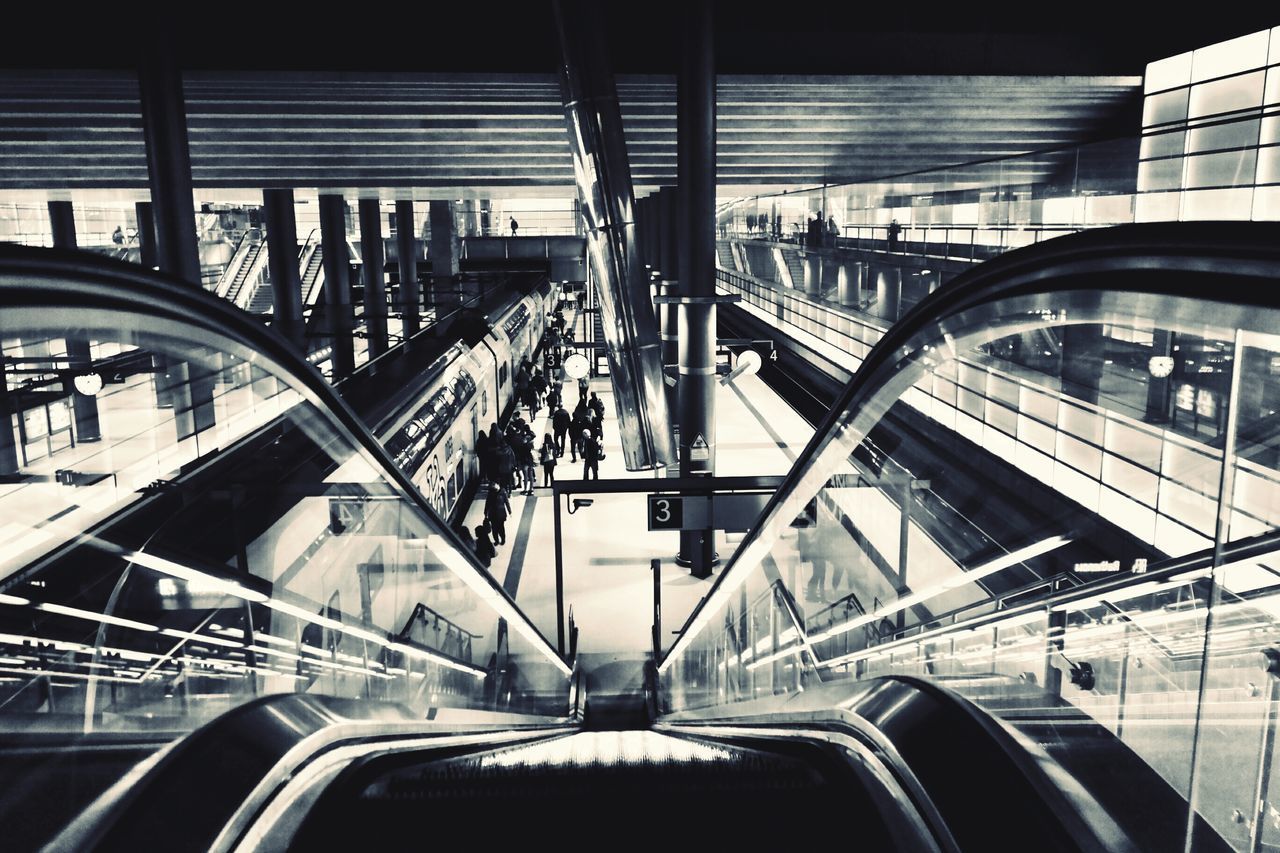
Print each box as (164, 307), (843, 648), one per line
(659, 221), (1280, 674)
(0, 243), (571, 676)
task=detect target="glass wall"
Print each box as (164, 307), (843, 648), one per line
(663, 230), (1280, 850)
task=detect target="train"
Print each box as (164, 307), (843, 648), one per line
(377, 279), (560, 521)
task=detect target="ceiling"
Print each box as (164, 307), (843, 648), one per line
(0, 10), (1272, 198)
(0, 70), (1139, 196)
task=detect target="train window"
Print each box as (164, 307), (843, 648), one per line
(499, 363), (508, 387)
(481, 390), (488, 416)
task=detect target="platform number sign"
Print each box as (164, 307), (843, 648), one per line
(648, 495), (683, 530)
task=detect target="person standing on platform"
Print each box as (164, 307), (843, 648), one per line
(494, 437), (517, 494)
(112, 226), (124, 246)
(581, 429), (601, 481)
(552, 403), (571, 457)
(587, 392), (605, 439)
(485, 484), (510, 545)
(509, 216), (519, 237)
(516, 432), (536, 496)
(474, 522), (496, 568)
(888, 218), (902, 252)
(453, 521), (474, 555)
(547, 380), (562, 414)
(532, 368), (547, 407)
(577, 375), (589, 404)
(539, 433), (557, 487)
(569, 403), (588, 462)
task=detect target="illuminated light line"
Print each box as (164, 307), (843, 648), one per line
(812, 536), (1074, 645)
(388, 642), (486, 678)
(0, 593), (30, 606)
(0, 665), (140, 684)
(128, 551), (268, 603)
(160, 628), (243, 649)
(36, 603), (158, 633)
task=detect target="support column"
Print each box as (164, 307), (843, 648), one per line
(676, 0), (717, 578)
(319, 194), (355, 379)
(660, 185), (680, 282)
(138, 48), (214, 438)
(134, 201), (157, 269)
(395, 200), (421, 337)
(838, 260), (864, 307)
(358, 198), (388, 358)
(137, 51), (200, 286)
(429, 200), (461, 315)
(49, 201), (101, 443)
(874, 265), (902, 323)
(803, 252), (822, 298)
(263, 189), (304, 351)
(0, 356), (17, 475)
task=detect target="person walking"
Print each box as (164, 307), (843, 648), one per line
(587, 392), (605, 439)
(539, 433), (557, 487)
(474, 522), (496, 568)
(581, 429), (601, 481)
(509, 216), (519, 237)
(552, 403), (571, 457)
(485, 485), (510, 545)
(577, 375), (589, 404)
(516, 431), (537, 496)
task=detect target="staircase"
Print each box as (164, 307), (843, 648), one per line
(244, 267), (275, 314)
(224, 242), (263, 305)
(301, 244), (325, 306)
(715, 240), (736, 271)
(781, 247), (805, 290)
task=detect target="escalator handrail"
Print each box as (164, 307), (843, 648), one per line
(658, 674), (1185, 853)
(47, 692), (574, 853)
(0, 244), (571, 675)
(660, 220), (1280, 672)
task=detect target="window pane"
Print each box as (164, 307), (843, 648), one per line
(1138, 157), (1184, 192)
(1143, 88), (1189, 127)
(1188, 71), (1265, 119)
(1146, 51), (1192, 93)
(1190, 31), (1270, 82)
(1141, 130), (1186, 160)
(1186, 118), (1259, 153)
(1184, 149), (1257, 188)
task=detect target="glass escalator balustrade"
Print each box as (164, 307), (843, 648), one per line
(0, 247), (571, 849)
(662, 222), (1280, 853)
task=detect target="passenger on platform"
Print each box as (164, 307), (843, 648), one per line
(827, 216), (838, 247)
(577, 375), (589, 403)
(540, 434), (557, 487)
(587, 392), (605, 439)
(494, 438), (517, 493)
(485, 485), (510, 545)
(552, 404), (571, 457)
(474, 522), (496, 568)
(510, 216), (519, 237)
(523, 383), (540, 422)
(516, 432), (536, 496)
(475, 430), (491, 483)
(581, 429), (601, 480)
(888, 218), (902, 252)
(546, 381), (562, 413)
(553, 309), (566, 334)
(569, 404), (588, 462)
(532, 368), (547, 404)
(111, 226), (124, 245)
(453, 520), (474, 552)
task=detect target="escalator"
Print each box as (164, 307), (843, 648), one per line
(2, 225), (1278, 852)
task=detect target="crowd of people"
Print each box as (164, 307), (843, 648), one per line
(454, 303), (609, 568)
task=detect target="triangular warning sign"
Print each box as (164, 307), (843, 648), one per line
(689, 433), (710, 461)
(691, 434), (708, 450)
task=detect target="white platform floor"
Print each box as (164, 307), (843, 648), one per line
(460, 370), (814, 659)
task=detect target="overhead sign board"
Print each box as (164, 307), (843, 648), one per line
(647, 492), (771, 532)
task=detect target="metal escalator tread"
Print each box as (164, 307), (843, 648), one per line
(289, 731), (910, 848)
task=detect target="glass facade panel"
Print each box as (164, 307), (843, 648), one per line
(1186, 118), (1259, 153)
(1190, 30), (1270, 83)
(1184, 148), (1258, 188)
(1143, 87), (1190, 127)
(1138, 157), (1185, 192)
(1187, 71), (1265, 119)
(1140, 129), (1186, 160)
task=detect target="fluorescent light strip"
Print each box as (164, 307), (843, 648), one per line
(388, 641), (486, 678)
(811, 536), (1072, 644)
(0, 665), (140, 684)
(160, 628), (243, 649)
(0, 594), (30, 606)
(36, 602), (158, 633)
(128, 551), (268, 603)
